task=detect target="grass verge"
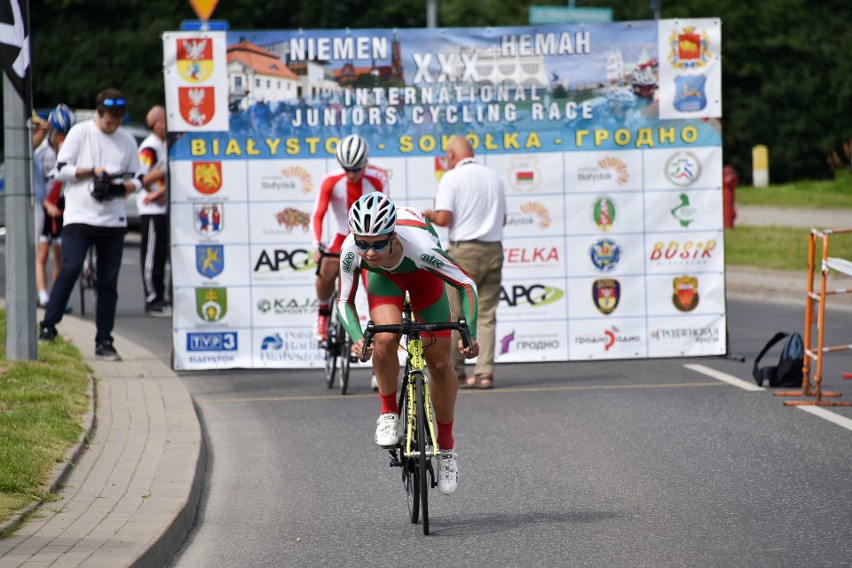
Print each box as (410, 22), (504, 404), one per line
(735, 171), (852, 208)
(726, 226), (852, 271)
(0, 310), (91, 529)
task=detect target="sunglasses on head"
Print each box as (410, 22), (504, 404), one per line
(102, 98), (126, 108)
(354, 233), (393, 252)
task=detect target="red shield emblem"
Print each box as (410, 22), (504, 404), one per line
(434, 157), (449, 182)
(177, 38), (214, 83)
(193, 162), (222, 195)
(179, 86), (215, 126)
(677, 32), (701, 60)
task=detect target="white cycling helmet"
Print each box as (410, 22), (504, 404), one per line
(48, 104), (76, 134)
(336, 134), (369, 170)
(348, 192), (396, 236)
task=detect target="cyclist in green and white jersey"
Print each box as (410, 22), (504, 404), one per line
(337, 192), (479, 495)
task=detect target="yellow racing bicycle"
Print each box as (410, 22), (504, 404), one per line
(361, 298), (472, 535)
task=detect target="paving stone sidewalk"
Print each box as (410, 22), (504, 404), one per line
(0, 314), (204, 568)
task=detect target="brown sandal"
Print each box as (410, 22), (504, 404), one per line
(459, 375), (476, 389)
(474, 374), (493, 389)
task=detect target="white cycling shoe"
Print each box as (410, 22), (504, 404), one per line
(375, 413), (399, 447)
(437, 449), (459, 495)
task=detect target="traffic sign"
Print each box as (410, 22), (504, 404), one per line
(188, 0), (220, 21)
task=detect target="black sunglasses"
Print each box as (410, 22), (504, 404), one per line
(354, 233), (393, 252)
(343, 165), (364, 173)
(102, 98), (126, 108)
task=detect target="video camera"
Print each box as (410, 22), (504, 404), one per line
(90, 172), (131, 202)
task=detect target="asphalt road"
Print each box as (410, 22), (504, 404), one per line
(4, 240), (852, 566)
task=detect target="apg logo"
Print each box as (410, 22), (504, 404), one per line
(254, 248), (314, 272)
(500, 284), (564, 307)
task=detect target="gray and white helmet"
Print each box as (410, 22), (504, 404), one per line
(348, 192), (396, 236)
(336, 134), (369, 170)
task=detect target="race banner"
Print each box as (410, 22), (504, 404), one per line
(164, 19), (725, 370)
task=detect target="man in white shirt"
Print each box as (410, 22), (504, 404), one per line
(425, 136), (506, 389)
(38, 88), (144, 361)
(137, 105), (170, 317)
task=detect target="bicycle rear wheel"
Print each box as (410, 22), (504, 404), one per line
(415, 375), (429, 535)
(323, 293), (340, 388)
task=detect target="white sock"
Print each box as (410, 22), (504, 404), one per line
(38, 290), (50, 304)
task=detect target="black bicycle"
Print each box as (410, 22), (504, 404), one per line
(361, 299), (472, 535)
(316, 247), (354, 394)
(322, 289), (355, 394)
(78, 245), (97, 316)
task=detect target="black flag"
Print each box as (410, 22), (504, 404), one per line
(0, 0), (31, 107)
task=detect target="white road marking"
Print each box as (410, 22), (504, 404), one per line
(684, 363), (764, 392)
(797, 406), (852, 432)
(685, 363), (852, 432)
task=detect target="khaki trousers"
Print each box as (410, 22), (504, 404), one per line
(447, 241), (503, 379)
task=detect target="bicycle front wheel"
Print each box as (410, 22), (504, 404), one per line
(401, 389), (419, 524)
(415, 375), (430, 535)
(337, 321), (351, 395)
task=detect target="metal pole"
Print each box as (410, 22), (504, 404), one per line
(427, 0), (437, 28)
(3, 73), (37, 360)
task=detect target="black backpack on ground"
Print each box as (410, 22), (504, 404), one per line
(752, 332), (805, 388)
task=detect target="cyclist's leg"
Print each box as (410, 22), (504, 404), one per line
(405, 273), (457, 448)
(314, 234), (344, 339)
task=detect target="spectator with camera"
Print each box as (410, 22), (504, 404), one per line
(38, 88), (144, 361)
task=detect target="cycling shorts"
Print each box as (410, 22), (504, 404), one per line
(366, 269), (452, 338)
(39, 204), (64, 244)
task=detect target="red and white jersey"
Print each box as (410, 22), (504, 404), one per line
(311, 165), (389, 248)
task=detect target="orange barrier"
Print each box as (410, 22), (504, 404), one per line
(776, 227), (852, 406)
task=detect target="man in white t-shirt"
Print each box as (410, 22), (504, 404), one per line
(425, 136), (506, 389)
(38, 88), (144, 361)
(137, 105), (170, 317)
